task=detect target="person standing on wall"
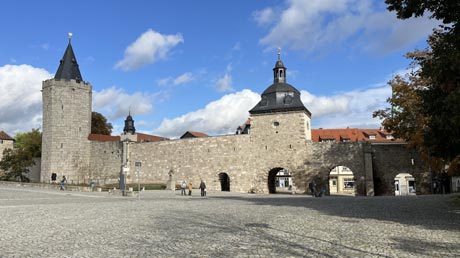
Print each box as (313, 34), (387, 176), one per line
(199, 180), (206, 197)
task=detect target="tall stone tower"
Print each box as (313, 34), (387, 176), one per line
(41, 35), (92, 184)
(249, 52), (312, 148)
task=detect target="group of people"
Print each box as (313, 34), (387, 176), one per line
(180, 180), (207, 197)
(308, 180), (326, 197)
(51, 173), (67, 190)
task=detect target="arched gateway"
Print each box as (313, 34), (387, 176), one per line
(268, 168), (293, 194)
(219, 172), (230, 191)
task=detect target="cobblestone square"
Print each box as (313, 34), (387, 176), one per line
(0, 186), (459, 258)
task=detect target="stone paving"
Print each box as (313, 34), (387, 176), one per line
(0, 185), (459, 258)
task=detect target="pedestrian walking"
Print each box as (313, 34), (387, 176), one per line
(60, 176), (67, 190)
(90, 179), (95, 191)
(188, 182), (193, 196)
(308, 180), (316, 197)
(199, 180), (206, 197)
(181, 181), (187, 196)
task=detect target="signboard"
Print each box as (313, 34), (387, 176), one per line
(135, 162), (142, 167)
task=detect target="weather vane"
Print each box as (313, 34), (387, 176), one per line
(277, 47), (281, 60)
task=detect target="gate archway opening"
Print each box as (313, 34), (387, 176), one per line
(394, 173), (416, 196)
(268, 168), (292, 194)
(219, 172), (230, 191)
(328, 166), (356, 196)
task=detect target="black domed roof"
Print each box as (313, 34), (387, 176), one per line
(123, 112), (136, 134)
(274, 60), (285, 69)
(262, 82), (300, 95)
(249, 57), (311, 116)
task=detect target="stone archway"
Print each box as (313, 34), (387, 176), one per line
(328, 166), (356, 196)
(268, 168), (293, 194)
(394, 173), (416, 196)
(219, 172), (230, 191)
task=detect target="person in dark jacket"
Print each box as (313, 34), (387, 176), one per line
(199, 180), (206, 197)
(308, 180), (316, 197)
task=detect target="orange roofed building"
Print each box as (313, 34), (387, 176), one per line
(180, 131), (209, 139)
(311, 128), (404, 143)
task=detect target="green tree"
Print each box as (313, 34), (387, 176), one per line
(0, 129), (41, 182)
(14, 129), (42, 157)
(385, 0), (460, 26)
(91, 111), (113, 135)
(379, 0), (460, 175)
(0, 148), (33, 182)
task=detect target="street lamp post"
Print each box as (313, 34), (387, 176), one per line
(135, 161), (142, 200)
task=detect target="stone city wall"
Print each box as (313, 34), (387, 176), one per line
(89, 140), (122, 186)
(128, 134), (256, 192)
(370, 143), (429, 195)
(303, 141), (368, 194)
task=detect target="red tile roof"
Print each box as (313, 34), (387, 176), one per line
(88, 134), (120, 142)
(136, 133), (169, 143)
(311, 128), (403, 143)
(181, 131), (209, 139)
(0, 131), (14, 141)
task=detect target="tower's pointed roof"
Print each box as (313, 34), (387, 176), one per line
(54, 35), (83, 81)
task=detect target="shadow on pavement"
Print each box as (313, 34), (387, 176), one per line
(209, 194), (460, 232)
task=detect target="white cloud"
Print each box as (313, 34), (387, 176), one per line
(302, 84), (391, 128)
(214, 64), (234, 92)
(93, 87), (160, 120)
(40, 43), (49, 51)
(0, 64), (52, 135)
(154, 89), (260, 138)
(252, 7), (275, 26)
(157, 72), (194, 87)
(153, 76), (397, 138)
(115, 29), (183, 71)
(215, 73), (233, 92)
(232, 42), (241, 51)
(256, 0), (440, 54)
(157, 77), (171, 86)
(173, 72), (194, 85)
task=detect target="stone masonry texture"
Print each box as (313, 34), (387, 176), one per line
(41, 79), (92, 184)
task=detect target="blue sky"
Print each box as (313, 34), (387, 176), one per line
(0, 0), (439, 138)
